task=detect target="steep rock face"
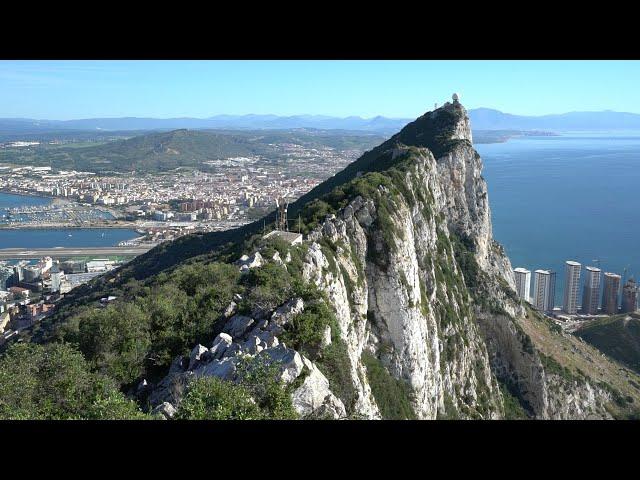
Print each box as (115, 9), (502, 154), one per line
(147, 101), (627, 419)
(291, 102), (620, 419)
(302, 145), (502, 419)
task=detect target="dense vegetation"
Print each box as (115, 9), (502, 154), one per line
(0, 343), (149, 420)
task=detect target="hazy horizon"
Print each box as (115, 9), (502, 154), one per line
(6, 107), (640, 122)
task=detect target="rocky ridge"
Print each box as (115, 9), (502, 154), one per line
(146, 100), (640, 419)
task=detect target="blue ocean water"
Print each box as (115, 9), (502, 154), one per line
(477, 133), (640, 306)
(0, 192), (51, 209)
(0, 228), (139, 249)
(0, 192), (137, 248)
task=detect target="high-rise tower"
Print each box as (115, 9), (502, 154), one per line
(513, 267), (531, 302)
(533, 269), (556, 312)
(581, 266), (602, 315)
(602, 272), (622, 315)
(563, 261), (581, 314)
(622, 278), (638, 313)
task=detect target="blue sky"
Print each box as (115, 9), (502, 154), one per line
(1, 60), (639, 120)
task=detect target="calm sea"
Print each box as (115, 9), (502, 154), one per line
(477, 133), (640, 305)
(0, 192), (51, 209)
(0, 192), (137, 249)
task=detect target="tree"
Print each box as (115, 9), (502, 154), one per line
(0, 343), (148, 420)
(77, 303), (151, 386)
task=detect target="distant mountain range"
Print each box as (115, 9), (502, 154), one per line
(2, 108), (640, 134)
(0, 115), (411, 134)
(469, 108), (640, 131)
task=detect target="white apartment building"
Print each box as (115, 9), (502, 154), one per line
(563, 260), (582, 314)
(533, 269), (556, 312)
(513, 267), (531, 302)
(581, 266), (602, 315)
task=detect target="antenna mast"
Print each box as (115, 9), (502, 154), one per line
(275, 196), (289, 231)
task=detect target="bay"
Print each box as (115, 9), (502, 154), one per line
(0, 191), (51, 210)
(477, 133), (640, 306)
(1, 192), (137, 248)
(0, 228), (139, 249)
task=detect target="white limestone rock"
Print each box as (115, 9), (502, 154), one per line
(152, 401), (177, 419)
(223, 315), (255, 339)
(272, 251), (283, 265)
(271, 297), (304, 326)
(292, 358), (346, 419)
(210, 332), (233, 360)
(223, 301), (238, 318)
(194, 356), (239, 381)
(259, 345), (304, 384)
(321, 325), (332, 347)
(236, 251), (264, 270)
(188, 344), (209, 370)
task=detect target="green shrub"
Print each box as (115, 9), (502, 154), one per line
(236, 356), (298, 419)
(316, 339), (357, 413)
(362, 351), (416, 420)
(175, 377), (263, 420)
(498, 383), (529, 420)
(241, 262), (297, 314)
(281, 299), (340, 359)
(176, 357), (298, 420)
(76, 302), (152, 386)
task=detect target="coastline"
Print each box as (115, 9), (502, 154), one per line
(0, 223), (139, 230)
(1, 190), (128, 230)
(0, 188), (54, 200)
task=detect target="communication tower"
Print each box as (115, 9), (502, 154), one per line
(275, 196), (289, 231)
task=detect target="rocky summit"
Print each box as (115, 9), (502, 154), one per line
(12, 99), (640, 420)
(137, 99), (640, 420)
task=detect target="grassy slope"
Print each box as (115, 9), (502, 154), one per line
(574, 313), (640, 375)
(518, 307), (640, 418)
(0, 129), (384, 173)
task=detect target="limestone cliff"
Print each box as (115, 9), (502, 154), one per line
(148, 100), (640, 420)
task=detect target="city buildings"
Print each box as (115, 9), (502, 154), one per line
(563, 261), (581, 314)
(581, 266), (602, 315)
(0, 265), (13, 290)
(533, 269), (556, 312)
(0, 141), (366, 232)
(622, 278), (638, 313)
(602, 272), (622, 315)
(513, 267), (531, 302)
(50, 264), (62, 293)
